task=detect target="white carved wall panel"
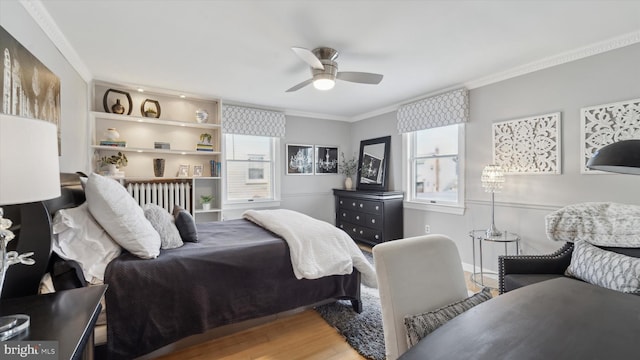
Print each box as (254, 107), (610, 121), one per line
(580, 98), (640, 173)
(493, 112), (561, 174)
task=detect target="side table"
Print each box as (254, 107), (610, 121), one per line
(469, 230), (520, 288)
(0, 285), (106, 360)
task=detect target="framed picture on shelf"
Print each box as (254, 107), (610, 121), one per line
(193, 165), (203, 177)
(286, 144), (314, 175)
(177, 164), (189, 177)
(314, 145), (339, 175)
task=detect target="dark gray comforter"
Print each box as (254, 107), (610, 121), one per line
(104, 219), (361, 359)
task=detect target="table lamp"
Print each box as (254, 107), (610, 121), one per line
(481, 164), (505, 237)
(586, 139), (640, 174)
(0, 114), (61, 340)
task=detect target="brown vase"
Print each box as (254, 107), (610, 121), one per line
(111, 99), (125, 114)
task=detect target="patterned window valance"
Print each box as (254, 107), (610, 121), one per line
(397, 88), (469, 133)
(222, 104), (286, 137)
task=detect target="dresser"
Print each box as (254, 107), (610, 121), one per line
(333, 189), (403, 246)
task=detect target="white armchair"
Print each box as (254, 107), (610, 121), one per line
(373, 235), (468, 360)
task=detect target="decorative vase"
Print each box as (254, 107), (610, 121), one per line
(195, 109), (209, 123)
(345, 177), (353, 190)
(202, 203), (211, 211)
(153, 158), (165, 177)
(111, 99), (125, 114)
(105, 128), (120, 141)
(106, 164), (117, 175)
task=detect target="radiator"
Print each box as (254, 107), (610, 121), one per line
(126, 180), (191, 213)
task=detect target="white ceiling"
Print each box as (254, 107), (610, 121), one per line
(38, 0), (640, 121)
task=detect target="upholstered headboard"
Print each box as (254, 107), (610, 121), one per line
(1, 173), (86, 299)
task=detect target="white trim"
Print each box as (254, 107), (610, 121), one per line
(465, 30), (640, 90)
(20, 0), (93, 82)
(403, 201), (465, 215)
(465, 199), (561, 212)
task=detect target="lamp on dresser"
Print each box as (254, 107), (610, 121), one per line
(0, 114), (60, 340)
(481, 164), (505, 237)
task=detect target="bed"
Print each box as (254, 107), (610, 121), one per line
(40, 174), (363, 359)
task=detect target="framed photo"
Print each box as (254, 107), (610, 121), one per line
(286, 144), (314, 175)
(360, 152), (383, 184)
(193, 165), (203, 177)
(315, 146), (339, 174)
(177, 164), (189, 177)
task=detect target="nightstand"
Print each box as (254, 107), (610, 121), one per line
(0, 285), (106, 360)
(469, 230), (520, 288)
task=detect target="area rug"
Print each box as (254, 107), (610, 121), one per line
(315, 251), (385, 360)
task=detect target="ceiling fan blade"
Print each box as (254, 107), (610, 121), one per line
(291, 47), (324, 70)
(286, 78), (313, 92)
(336, 72), (383, 85)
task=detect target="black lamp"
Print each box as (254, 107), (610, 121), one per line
(587, 140), (640, 174)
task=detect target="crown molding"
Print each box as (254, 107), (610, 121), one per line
(20, 0), (92, 82)
(283, 109), (350, 122)
(464, 30), (640, 90)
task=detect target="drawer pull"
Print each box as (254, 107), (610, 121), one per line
(352, 202), (356, 207)
(340, 225), (344, 228)
(353, 228), (357, 232)
(375, 205), (379, 210)
(360, 204), (363, 208)
(359, 230), (363, 235)
(371, 219), (376, 224)
(340, 200), (343, 205)
(356, 215), (360, 220)
(375, 235), (380, 240)
(342, 212), (347, 217)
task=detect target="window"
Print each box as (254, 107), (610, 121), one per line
(225, 134), (279, 203)
(404, 124), (465, 214)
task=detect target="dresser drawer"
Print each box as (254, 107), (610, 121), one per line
(341, 197), (383, 215)
(338, 221), (382, 243)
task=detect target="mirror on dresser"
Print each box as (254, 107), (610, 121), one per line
(356, 136), (391, 191)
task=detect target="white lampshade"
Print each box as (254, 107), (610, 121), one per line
(0, 114), (61, 205)
(481, 164), (505, 193)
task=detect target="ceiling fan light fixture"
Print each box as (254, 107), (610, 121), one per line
(313, 77), (335, 90)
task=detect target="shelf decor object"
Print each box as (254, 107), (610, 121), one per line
(141, 99), (161, 118)
(0, 114), (61, 340)
(102, 88), (133, 115)
(586, 139), (640, 175)
(493, 112), (561, 174)
(581, 98), (640, 173)
(481, 164), (505, 237)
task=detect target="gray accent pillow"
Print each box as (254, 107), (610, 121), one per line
(172, 205), (198, 243)
(404, 287), (492, 348)
(565, 240), (640, 294)
(143, 203), (183, 249)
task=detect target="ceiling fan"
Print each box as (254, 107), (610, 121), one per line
(286, 46), (384, 92)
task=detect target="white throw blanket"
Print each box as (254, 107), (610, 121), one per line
(243, 209), (378, 288)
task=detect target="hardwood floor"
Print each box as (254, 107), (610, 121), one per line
(156, 270), (497, 360)
(155, 310), (363, 360)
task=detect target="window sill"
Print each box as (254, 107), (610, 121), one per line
(403, 200), (465, 215)
(223, 199), (281, 211)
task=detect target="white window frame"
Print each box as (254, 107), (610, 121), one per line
(223, 135), (281, 210)
(402, 124), (465, 215)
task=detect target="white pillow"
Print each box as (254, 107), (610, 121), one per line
(52, 203), (122, 283)
(143, 203), (183, 249)
(85, 173), (161, 259)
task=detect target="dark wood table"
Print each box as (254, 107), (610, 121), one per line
(399, 278), (640, 359)
(0, 285), (106, 360)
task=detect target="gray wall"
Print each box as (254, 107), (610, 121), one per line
(1, 2), (89, 174)
(351, 43), (640, 272)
